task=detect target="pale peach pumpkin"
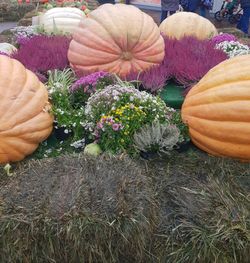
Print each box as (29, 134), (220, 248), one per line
(181, 55), (250, 161)
(160, 12), (218, 40)
(0, 55), (53, 163)
(68, 3), (165, 78)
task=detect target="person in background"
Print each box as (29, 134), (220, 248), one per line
(237, 0), (250, 37)
(199, 0), (214, 17)
(186, 0), (213, 17)
(161, 0), (180, 22)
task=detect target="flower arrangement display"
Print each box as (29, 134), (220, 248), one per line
(84, 84), (180, 154)
(215, 41), (250, 58)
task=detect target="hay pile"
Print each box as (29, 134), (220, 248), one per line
(0, 151), (249, 262)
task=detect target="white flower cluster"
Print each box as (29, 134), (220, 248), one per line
(11, 26), (38, 40)
(85, 84), (142, 116)
(70, 139), (85, 149)
(215, 41), (250, 58)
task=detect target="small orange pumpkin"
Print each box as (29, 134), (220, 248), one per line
(160, 12), (218, 40)
(0, 55), (53, 163)
(68, 3), (165, 78)
(181, 55), (250, 161)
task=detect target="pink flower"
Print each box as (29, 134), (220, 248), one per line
(112, 123), (120, 131)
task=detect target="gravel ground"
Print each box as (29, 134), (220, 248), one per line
(0, 22), (17, 33)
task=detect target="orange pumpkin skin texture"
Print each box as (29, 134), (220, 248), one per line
(0, 55), (53, 163)
(68, 3), (165, 78)
(181, 55), (250, 161)
(159, 12), (218, 40)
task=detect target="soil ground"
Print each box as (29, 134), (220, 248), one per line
(0, 22), (17, 33)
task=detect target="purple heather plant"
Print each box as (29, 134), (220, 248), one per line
(70, 71), (111, 93)
(126, 64), (169, 93)
(12, 35), (71, 75)
(210, 33), (237, 45)
(126, 36), (228, 90)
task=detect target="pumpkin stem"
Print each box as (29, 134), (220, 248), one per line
(122, 52), (133, 61)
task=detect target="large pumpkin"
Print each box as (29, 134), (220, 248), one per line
(68, 3), (165, 78)
(0, 55), (53, 163)
(181, 55), (250, 161)
(159, 12), (218, 40)
(40, 7), (86, 34)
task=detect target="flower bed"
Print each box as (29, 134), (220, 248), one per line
(0, 6), (250, 262)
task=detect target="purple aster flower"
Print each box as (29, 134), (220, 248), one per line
(211, 33), (237, 45)
(70, 71), (110, 93)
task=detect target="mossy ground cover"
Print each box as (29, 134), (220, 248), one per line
(0, 145), (249, 263)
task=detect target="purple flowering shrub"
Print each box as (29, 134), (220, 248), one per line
(127, 36), (228, 90)
(210, 33), (237, 45)
(163, 36), (228, 86)
(70, 71), (114, 108)
(12, 35), (71, 77)
(126, 65), (169, 93)
(71, 71), (113, 93)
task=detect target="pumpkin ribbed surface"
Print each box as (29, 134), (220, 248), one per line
(68, 3), (165, 78)
(159, 12), (218, 40)
(181, 55), (250, 161)
(40, 7), (86, 34)
(0, 55), (53, 163)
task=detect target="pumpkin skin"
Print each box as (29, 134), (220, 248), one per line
(40, 7), (86, 34)
(181, 55), (250, 161)
(0, 55), (53, 163)
(68, 3), (165, 78)
(159, 12), (218, 40)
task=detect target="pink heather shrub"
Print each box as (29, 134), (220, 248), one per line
(70, 71), (111, 93)
(163, 36), (228, 86)
(127, 36), (228, 90)
(126, 64), (170, 93)
(12, 35), (71, 74)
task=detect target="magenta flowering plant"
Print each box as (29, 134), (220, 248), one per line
(12, 35), (71, 75)
(70, 71), (114, 108)
(70, 71), (113, 93)
(126, 36), (228, 89)
(210, 33), (237, 45)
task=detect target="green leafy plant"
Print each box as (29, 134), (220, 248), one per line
(47, 68), (85, 142)
(171, 110), (190, 143)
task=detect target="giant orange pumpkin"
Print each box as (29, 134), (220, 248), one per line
(181, 55), (250, 161)
(68, 3), (165, 78)
(0, 55), (53, 163)
(159, 12), (218, 40)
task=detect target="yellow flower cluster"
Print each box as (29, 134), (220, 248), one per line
(111, 104), (145, 118)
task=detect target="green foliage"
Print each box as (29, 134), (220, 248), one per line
(171, 110), (190, 143)
(47, 68), (85, 141)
